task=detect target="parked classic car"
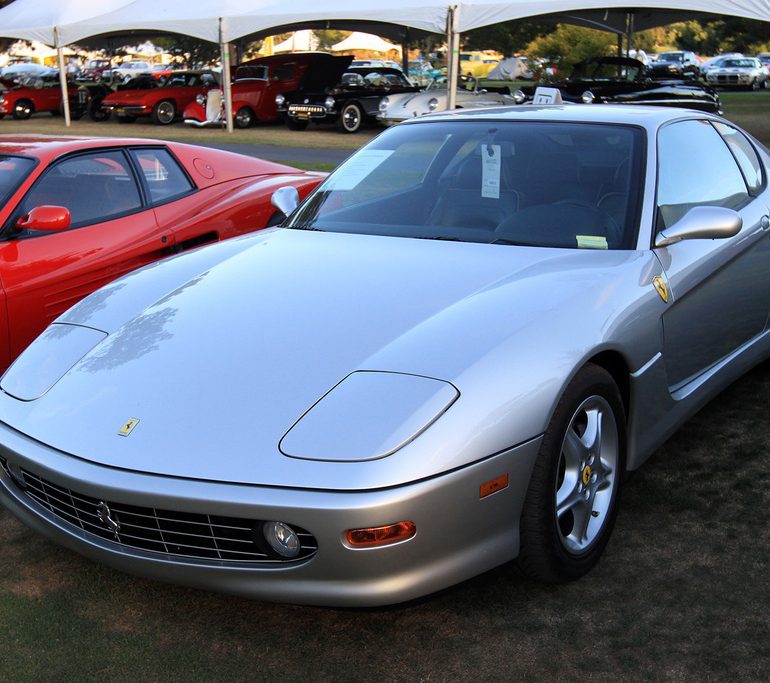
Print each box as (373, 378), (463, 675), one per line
(101, 70), (220, 124)
(0, 72), (80, 120)
(459, 51), (501, 77)
(648, 51), (701, 79)
(278, 57), (420, 133)
(378, 75), (514, 125)
(183, 55), (316, 129)
(2, 105), (768, 606)
(513, 57), (722, 113)
(107, 61), (152, 81)
(705, 57), (768, 90)
(0, 136), (322, 367)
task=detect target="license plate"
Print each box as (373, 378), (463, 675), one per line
(116, 107), (125, 114)
(295, 112), (310, 119)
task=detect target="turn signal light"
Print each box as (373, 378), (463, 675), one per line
(480, 474), (509, 498)
(346, 521), (416, 548)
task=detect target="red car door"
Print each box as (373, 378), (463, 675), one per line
(0, 148), (174, 361)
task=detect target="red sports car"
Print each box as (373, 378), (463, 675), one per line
(101, 71), (220, 125)
(0, 72), (79, 120)
(0, 135), (322, 368)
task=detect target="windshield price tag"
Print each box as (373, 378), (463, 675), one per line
(481, 144), (501, 199)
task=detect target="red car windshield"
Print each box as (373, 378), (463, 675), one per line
(0, 155), (36, 207)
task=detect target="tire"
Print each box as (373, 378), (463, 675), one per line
(336, 102), (363, 133)
(234, 106), (254, 129)
(285, 117), (309, 131)
(518, 364), (626, 582)
(88, 99), (109, 122)
(152, 100), (176, 125)
(116, 114), (137, 124)
(12, 99), (33, 120)
(0, 114), (4, 120)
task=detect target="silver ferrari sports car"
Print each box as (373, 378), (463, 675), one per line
(1, 105), (768, 606)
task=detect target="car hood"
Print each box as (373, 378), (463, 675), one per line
(103, 89), (157, 104)
(0, 229), (659, 490)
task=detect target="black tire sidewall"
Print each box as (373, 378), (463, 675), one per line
(13, 100), (32, 120)
(518, 364), (626, 582)
(234, 107), (253, 129)
(337, 103), (362, 133)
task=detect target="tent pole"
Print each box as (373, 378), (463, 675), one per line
(54, 28), (71, 128)
(447, 5), (460, 110)
(219, 18), (234, 134)
(402, 29), (409, 75)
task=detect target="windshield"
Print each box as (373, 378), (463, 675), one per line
(723, 59), (756, 68)
(658, 53), (684, 62)
(286, 121), (644, 250)
(0, 155), (36, 207)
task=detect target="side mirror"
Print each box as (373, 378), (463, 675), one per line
(271, 186), (299, 218)
(655, 206), (742, 248)
(16, 205), (71, 232)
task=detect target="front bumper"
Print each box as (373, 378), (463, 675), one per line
(102, 104), (151, 115)
(0, 421), (540, 606)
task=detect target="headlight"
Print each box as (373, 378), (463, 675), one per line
(581, 90), (595, 104)
(379, 96), (389, 112)
(275, 93), (285, 106)
(195, 93), (206, 106)
(0, 94), (5, 104)
(513, 89), (526, 104)
(324, 96), (335, 111)
(428, 97), (439, 111)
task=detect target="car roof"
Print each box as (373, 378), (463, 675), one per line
(0, 135), (171, 160)
(408, 104), (715, 131)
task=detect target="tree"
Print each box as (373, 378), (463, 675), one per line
(463, 21), (554, 56)
(153, 35), (220, 68)
(526, 25), (615, 66)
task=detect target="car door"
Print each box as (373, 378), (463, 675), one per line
(654, 118), (770, 390)
(0, 148), (175, 361)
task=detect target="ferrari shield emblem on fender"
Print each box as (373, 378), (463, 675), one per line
(652, 275), (669, 303)
(118, 418), (140, 437)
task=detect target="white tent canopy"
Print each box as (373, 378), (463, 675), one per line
(455, 0), (770, 33)
(273, 30), (320, 52)
(331, 32), (402, 54)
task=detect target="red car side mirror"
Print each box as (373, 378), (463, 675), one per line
(16, 205), (71, 232)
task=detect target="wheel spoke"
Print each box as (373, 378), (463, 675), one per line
(563, 428), (587, 467)
(583, 408), (602, 455)
(556, 486), (582, 517)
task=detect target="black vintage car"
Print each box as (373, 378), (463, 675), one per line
(648, 51), (701, 79)
(277, 55), (420, 133)
(515, 57), (722, 114)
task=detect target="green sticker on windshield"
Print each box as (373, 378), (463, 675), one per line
(576, 235), (608, 250)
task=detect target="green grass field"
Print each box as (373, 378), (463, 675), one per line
(0, 91), (769, 681)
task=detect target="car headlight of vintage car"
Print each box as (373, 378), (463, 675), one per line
(279, 371), (459, 462)
(324, 96), (335, 111)
(513, 89), (527, 104)
(581, 90), (595, 104)
(0, 94), (5, 105)
(379, 96), (389, 112)
(275, 93), (285, 107)
(195, 93), (206, 105)
(428, 97), (439, 111)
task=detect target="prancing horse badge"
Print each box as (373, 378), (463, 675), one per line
(118, 418), (140, 437)
(652, 275), (669, 303)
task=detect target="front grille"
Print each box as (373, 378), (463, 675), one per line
(0, 457), (317, 564)
(716, 75), (740, 83)
(288, 104), (326, 115)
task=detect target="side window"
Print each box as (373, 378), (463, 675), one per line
(130, 148), (194, 204)
(712, 122), (764, 194)
(273, 65), (293, 81)
(657, 120), (749, 229)
(19, 150), (142, 228)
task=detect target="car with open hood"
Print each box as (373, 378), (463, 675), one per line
(0, 71), (80, 120)
(183, 55), (318, 129)
(1, 105), (769, 606)
(511, 57), (721, 113)
(277, 56), (420, 133)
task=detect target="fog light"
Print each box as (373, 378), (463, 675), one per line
(324, 96), (335, 111)
(195, 93), (205, 105)
(346, 521), (416, 548)
(262, 521), (300, 558)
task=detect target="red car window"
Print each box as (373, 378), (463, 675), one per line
(130, 148), (194, 205)
(19, 150), (142, 230)
(0, 155), (36, 206)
